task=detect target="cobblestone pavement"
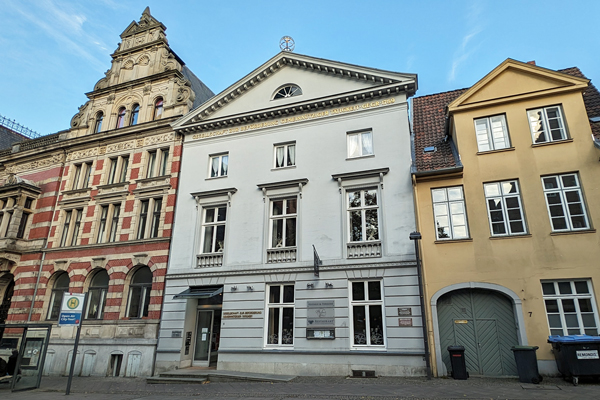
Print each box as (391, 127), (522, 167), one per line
(1, 375), (600, 400)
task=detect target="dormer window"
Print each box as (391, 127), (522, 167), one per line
(116, 107), (126, 129)
(94, 112), (104, 133)
(130, 104), (140, 126)
(153, 98), (163, 120)
(273, 84), (302, 100)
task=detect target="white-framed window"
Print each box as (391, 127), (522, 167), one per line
(528, 106), (567, 144)
(542, 173), (589, 232)
(47, 272), (70, 320)
(474, 115), (510, 152)
(126, 267), (152, 319)
(97, 203), (121, 244)
(483, 180), (526, 236)
(542, 280), (599, 336)
(107, 155), (129, 184)
(201, 206), (227, 253)
(85, 270), (109, 320)
(274, 143), (295, 169)
(350, 280), (385, 347)
(60, 208), (83, 247)
(431, 186), (469, 240)
(146, 148), (169, 178)
(348, 189), (379, 242)
(270, 198), (297, 248)
(347, 131), (373, 158)
(266, 284), (294, 346)
(137, 198), (163, 239)
(209, 153), (229, 178)
(71, 162), (93, 190)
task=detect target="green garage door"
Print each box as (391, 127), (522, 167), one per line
(438, 289), (519, 376)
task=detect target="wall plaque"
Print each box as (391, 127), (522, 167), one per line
(398, 318), (413, 327)
(398, 307), (412, 316)
(307, 300), (335, 327)
(222, 311), (262, 319)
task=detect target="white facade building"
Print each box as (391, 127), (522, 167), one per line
(155, 52), (423, 376)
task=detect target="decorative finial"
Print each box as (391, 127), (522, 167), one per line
(279, 36), (295, 52)
(142, 6), (151, 16)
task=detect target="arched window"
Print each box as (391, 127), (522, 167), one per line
(153, 98), (163, 120)
(273, 84), (302, 100)
(94, 112), (104, 133)
(126, 267), (152, 318)
(130, 104), (140, 126)
(47, 272), (70, 320)
(116, 107), (126, 128)
(85, 270), (109, 320)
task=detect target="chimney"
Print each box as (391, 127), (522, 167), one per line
(526, 61), (536, 65)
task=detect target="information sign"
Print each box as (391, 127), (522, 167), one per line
(58, 293), (85, 326)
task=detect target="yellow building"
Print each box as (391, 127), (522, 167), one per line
(411, 59), (600, 377)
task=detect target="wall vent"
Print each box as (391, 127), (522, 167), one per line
(351, 370), (377, 378)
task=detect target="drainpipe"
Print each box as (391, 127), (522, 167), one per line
(28, 149), (66, 321)
(410, 231), (431, 379)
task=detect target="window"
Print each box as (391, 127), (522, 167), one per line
(60, 209), (83, 247)
(274, 143), (295, 168)
(273, 85), (302, 99)
(107, 155), (129, 184)
(542, 173), (589, 232)
(528, 106), (567, 144)
(347, 131), (373, 158)
(266, 284), (294, 345)
(474, 115), (510, 152)
(542, 280), (598, 336)
(130, 104), (139, 126)
(209, 153), (228, 178)
(127, 267), (152, 318)
(137, 198), (162, 239)
(146, 148), (169, 178)
(94, 112), (103, 133)
(351, 281), (384, 346)
(85, 270), (109, 320)
(153, 98), (163, 120)
(270, 198), (296, 248)
(483, 180), (526, 236)
(47, 272), (70, 320)
(16, 198), (34, 239)
(201, 206), (226, 253)
(348, 189), (379, 242)
(97, 204), (121, 244)
(71, 162), (92, 190)
(431, 186), (469, 240)
(116, 107), (126, 129)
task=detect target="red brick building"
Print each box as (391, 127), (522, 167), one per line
(0, 8), (212, 376)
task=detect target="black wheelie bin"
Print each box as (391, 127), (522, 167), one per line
(548, 335), (600, 385)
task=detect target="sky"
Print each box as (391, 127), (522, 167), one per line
(0, 0), (598, 136)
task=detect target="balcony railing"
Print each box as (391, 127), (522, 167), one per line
(266, 247), (297, 263)
(197, 253), (223, 268)
(347, 241), (381, 259)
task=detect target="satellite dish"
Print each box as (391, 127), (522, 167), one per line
(279, 36), (295, 52)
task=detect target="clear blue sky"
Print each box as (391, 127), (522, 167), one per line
(1, 0), (598, 135)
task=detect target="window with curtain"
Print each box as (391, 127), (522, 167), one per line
(347, 131), (373, 158)
(274, 143), (295, 168)
(116, 107), (126, 128)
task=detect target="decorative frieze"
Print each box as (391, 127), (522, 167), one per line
(5, 154), (63, 174)
(107, 140), (136, 154)
(66, 148), (98, 162)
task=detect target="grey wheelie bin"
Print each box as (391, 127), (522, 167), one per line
(511, 346), (542, 384)
(548, 335), (600, 385)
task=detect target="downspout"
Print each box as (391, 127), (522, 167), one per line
(28, 148), (66, 322)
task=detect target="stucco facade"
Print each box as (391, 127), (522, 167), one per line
(412, 59), (600, 377)
(155, 53), (425, 376)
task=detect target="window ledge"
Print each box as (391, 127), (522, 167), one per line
(271, 165), (296, 171)
(136, 175), (170, 185)
(97, 182), (129, 191)
(476, 147), (515, 155)
(550, 229), (596, 236)
(205, 175), (228, 181)
(62, 188), (90, 196)
(531, 138), (573, 147)
(346, 154), (375, 161)
(434, 238), (473, 244)
(489, 234), (532, 240)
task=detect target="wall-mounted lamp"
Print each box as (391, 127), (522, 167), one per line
(231, 286), (237, 291)
(325, 282), (333, 288)
(306, 283), (314, 289)
(247, 286), (253, 291)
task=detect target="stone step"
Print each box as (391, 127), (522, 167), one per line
(154, 369), (296, 383)
(146, 376), (207, 384)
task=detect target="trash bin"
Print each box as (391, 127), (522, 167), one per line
(447, 345), (468, 380)
(511, 346), (542, 384)
(548, 335), (600, 385)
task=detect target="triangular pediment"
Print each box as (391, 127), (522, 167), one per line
(173, 52), (417, 131)
(120, 7), (165, 38)
(448, 59), (588, 111)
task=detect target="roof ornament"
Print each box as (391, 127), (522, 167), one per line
(279, 36), (295, 52)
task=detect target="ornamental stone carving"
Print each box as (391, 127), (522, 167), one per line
(66, 148), (98, 162)
(145, 133), (173, 146)
(5, 154), (64, 174)
(107, 140), (136, 154)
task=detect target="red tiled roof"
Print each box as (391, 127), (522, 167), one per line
(412, 89), (466, 173)
(412, 67), (600, 174)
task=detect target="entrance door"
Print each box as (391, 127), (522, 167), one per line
(438, 289), (519, 376)
(193, 310), (214, 366)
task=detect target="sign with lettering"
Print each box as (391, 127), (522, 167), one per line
(577, 350), (599, 359)
(58, 293), (85, 326)
(398, 308), (412, 316)
(222, 311), (262, 319)
(307, 300), (335, 327)
(398, 318), (413, 327)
